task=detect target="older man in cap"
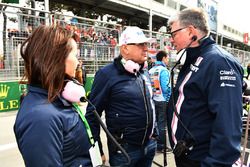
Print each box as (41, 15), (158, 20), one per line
(86, 26), (157, 167)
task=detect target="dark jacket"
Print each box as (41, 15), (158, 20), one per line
(167, 37), (243, 166)
(86, 56), (156, 155)
(14, 85), (92, 167)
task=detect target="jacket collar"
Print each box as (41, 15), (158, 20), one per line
(183, 36), (215, 68)
(28, 85), (71, 107)
(154, 61), (166, 67)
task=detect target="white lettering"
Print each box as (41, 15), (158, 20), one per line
(220, 82), (235, 87)
(219, 69), (235, 75)
(190, 64), (199, 72)
(220, 76), (236, 81)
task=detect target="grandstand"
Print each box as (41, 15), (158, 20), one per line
(0, 2), (172, 80)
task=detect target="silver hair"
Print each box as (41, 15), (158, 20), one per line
(168, 8), (210, 35)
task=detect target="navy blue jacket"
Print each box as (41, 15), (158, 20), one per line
(86, 56), (156, 155)
(167, 37), (243, 166)
(14, 85), (92, 167)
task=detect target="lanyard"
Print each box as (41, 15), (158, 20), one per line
(73, 103), (95, 146)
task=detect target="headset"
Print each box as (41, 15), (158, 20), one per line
(170, 36), (198, 158)
(120, 57), (148, 75)
(121, 58), (140, 74)
(62, 78), (131, 167)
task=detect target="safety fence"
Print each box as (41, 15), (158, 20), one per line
(0, 3), (250, 80)
(222, 46), (250, 68)
(2, 3), (249, 81)
(0, 3), (173, 81)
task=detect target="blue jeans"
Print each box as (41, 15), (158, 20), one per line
(154, 101), (168, 150)
(109, 139), (157, 167)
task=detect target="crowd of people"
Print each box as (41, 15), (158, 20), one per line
(14, 7), (244, 167)
(6, 13), (179, 64)
(64, 24), (119, 47)
(7, 22), (119, 47)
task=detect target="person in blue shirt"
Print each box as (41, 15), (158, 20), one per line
(167, 8), (243, 166)
(86, 26), (157, 167)
(149, 50), (171, 152)
(14, 25), (93, 167)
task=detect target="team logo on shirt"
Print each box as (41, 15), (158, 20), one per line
(220, 82), (236, 87)
(219, 69), (236, 81)
(219, 69), (235, 75)
(219, 69), (237, 87)
(190, 64), (199, 72)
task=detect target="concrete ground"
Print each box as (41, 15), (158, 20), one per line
(0, 109), (176, 167)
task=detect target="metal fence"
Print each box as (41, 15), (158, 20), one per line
(0, 3), (250, 81)
(222, 46), (250, 67)
(0, 3), (123, 81)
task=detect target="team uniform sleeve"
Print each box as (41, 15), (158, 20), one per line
(14, 109), (64, 167)
(201, 58), (243, 166)
(85, 69), (110, 155)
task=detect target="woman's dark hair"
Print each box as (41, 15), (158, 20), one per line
(20, 25), (79, 102)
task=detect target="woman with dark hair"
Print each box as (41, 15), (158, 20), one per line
(14, 25), (94, 167)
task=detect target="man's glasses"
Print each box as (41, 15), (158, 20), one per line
(170, 27), (188, 38)
(127, 43), (149, 47)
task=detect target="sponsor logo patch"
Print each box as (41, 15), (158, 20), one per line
(219, 69), (235, 75)
(220, 82), (235, 87)
(220, 76), (236, 81)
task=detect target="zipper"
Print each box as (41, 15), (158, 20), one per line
(140, 76), (149, 145)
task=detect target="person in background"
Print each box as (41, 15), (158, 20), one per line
(149, 50), (171, 152)
(167, 8), (243, 166)
(81, 60), (87, 86)
(147, 56), (155, 70)
(14, 25), (93, 167)
(86, 26), (157, 167)
(19, 85), (27, 104)
(247, 63), (250, 79)
(75, 59), (87, 86)
(75, 61), (83, 84)
(147, 42), (158, 70)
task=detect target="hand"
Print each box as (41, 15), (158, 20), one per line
(101, 154), (106, 164)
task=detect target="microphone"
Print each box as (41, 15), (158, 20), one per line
(191, 35), (197, 41)
(174, 35), (197, 66)
(176, 35), (197, 55)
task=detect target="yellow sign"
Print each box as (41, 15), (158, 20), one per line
(0, 81), (22, 112)
(0, 84), (10, 99)
(0, 100), (19, 110)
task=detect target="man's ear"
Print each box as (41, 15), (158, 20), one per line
(121, 45), (129, 55)
(124, 45), (129, 55)
(188, 25), (197, 37)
